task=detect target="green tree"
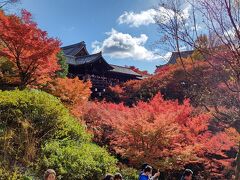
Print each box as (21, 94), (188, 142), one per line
(56, 51), (68, 78)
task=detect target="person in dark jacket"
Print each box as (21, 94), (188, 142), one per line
(180, 169), (193, 180)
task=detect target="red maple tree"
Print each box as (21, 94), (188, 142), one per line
(0, 10), (61, 88)
(84, 93), (237, 175)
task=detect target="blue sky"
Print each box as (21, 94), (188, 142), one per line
(10, 0), (175, 73)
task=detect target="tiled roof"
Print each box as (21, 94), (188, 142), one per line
(109, 65), (142, 76)
(167, 50), (194, 64)
(61, 42), (85, 56)
(66, 52), (111, 67)
(75, 53), (102, 65)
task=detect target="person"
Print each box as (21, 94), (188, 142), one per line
(44, 169), (56, 180)
(139, 165), (160, 180)
(114, 173), (123, 180)
(180, 169), (193, 180)
(103, 174), (114, 180)
(141, 163), (149, 172)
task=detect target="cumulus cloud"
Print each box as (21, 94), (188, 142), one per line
(92, 29), (169, 61)
(118, 9), (157, 27)
(118, 4), (191, 27)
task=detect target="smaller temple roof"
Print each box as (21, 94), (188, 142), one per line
(167, 50), (194, 65)
(61, 41), (87, 56)
(110, 65), (142, 76)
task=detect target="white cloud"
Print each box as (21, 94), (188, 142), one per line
(118, 9), (157, 27)
(92, 29), (169, 61)
(118, 5), (191, 27)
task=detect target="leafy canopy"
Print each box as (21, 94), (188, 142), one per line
(0, 10), (61, 88)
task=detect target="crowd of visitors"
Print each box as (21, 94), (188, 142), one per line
(43, 164), (193, 180)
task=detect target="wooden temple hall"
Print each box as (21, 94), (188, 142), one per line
(61, 41), (142, 97)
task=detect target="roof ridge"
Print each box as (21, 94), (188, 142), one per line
(110, 64), (130, 69)
(75, 52), (101, 59)
(61, 41), (85, 49)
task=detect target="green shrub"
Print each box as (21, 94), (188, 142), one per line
(120, 167), (138, 180)
(0, 166), (34, 180)
(0, 167), (22, 180)
(0, 90), (89, 167)
(0, 90), (117, 178)
(40, 140), (117, 179)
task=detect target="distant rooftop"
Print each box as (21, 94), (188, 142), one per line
(167, 50), (194, 65)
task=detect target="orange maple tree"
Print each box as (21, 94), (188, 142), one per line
(0, 10), (61, 88)
(46, 77), (92, 118)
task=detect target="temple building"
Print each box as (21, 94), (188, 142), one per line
(61, 41), (142, 97)
(156, 50), (194, 69)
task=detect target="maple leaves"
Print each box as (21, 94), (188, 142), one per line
(127, 66), (150, 76)
(83, 89), (238, 177)
(0, 10), (61, 88)
(110, 58), (211, 106)
(0, 6), (237, 179)
(46, 77), (92, 118)
(83, 93), (237, 172)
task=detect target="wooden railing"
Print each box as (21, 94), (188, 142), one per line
(83, 75), (120, 89)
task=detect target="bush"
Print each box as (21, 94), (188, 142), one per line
(0, 90), (117, 178)
(0, 166), (35, 180)
(0, 90), (89, 167)
(0, 167), (22, 180)
(119, 167), (138, 180)
(41, 140), (117, 179)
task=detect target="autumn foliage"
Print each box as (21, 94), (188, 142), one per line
(110, 58), (211, 106)
(0, 5), (238, 179)
(127, 66), (150, 76)
(0, 10), (61, 88)
(46, 77), (92, 118)
(83, 93), (237, 176)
